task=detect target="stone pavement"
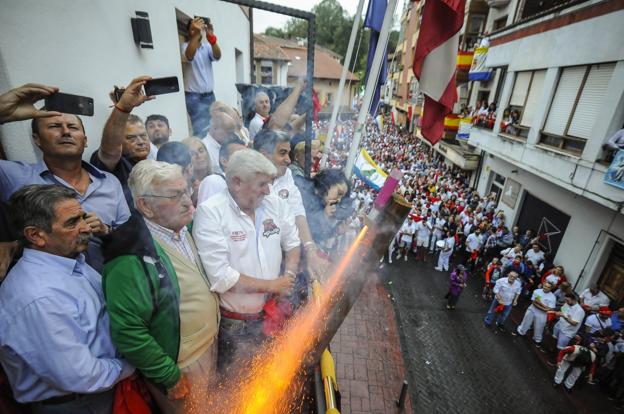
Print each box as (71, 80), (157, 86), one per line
(383, 255), (616, 414)
(330, 273), (413, 414)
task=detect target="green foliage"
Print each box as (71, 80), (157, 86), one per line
(263, 0), (399, 79)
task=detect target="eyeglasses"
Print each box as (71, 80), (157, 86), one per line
(141, 188), (192, 201)
(125, 133), (149, 143)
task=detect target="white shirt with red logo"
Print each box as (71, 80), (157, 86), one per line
(193, 190), (300, 314)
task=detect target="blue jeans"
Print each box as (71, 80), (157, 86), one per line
(217, 316), (265, 372)
(31, 388), (115, 414)
(185, 91), (215, 137)
(484, 299), (513, 326)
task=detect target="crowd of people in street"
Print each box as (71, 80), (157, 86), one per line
(358, 119), (624, 408)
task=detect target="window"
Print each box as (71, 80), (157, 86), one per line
(260, 60), (273, 84)
(493, 16), (507, 30)
(326, 93), (333, 105)
(489, 172), (506, 204)
(540, 63), (615, 155)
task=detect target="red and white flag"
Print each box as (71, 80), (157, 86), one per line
(412, 0), (465, 145)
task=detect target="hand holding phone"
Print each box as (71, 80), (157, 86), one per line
(0, 83), (62, 123)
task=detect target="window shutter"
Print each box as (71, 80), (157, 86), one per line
(520, 70), (546, 127)
(543, 66), (585, 136)
(567, 63), (615, 139)
(509, 72), (531, 106)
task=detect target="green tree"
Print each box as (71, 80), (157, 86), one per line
(263, 0), (399, 80)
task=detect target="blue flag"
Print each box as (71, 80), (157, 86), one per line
(364, 0), (388, 116)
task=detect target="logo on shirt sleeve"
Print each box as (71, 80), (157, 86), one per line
(262, 218), (280, 238)
(230, 231), (247, 242)
(278, 189), (290, 199)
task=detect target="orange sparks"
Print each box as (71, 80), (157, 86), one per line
(215, 225), (370, 414)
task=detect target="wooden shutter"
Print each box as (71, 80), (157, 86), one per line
(567, 63), (615, 139)
(543, 66), (586, 135)
(520, 70), (546, 127)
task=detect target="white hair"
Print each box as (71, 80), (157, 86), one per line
(255, 91), (269, 104)
(226, 149), (276, 184)
(128, 160), (184, 207)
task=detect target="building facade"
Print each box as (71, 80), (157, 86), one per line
(466, 0), (624, 304)
(0, 0), (252, 162)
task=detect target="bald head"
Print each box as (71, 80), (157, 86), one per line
(210, 112), (237, 143)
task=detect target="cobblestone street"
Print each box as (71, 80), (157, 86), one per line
(382, 256), (580, 414)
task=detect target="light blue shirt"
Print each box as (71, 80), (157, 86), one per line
(181, 41), (215, 93)
(0, 160), (130, 271)
(0, 249), (134, 403)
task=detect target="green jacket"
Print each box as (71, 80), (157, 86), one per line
(102, 215), (181, 389)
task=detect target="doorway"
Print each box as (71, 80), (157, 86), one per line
(598, 241), (624, 307)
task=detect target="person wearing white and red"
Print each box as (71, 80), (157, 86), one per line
(415, 213), (433, 261)
(193, 149), (300, 367)
(397, 217), (417, 261)
(584, 307), (613, 334)
(525, 243), (545, 267)
(513, 282), (556, 346)
(552, 293), (585, 349)
(484, 272), (522, 331)
(182, 17), (222, 137)
(580, 285), (611, 312)
(553, 344), (597, 392)
(429, 212), (446, 253)
(435, 231), (455, 272)
(249, 92), (270, 140)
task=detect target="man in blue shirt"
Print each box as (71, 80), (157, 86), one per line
(0, 83), (130, 275)
(182, 17), (221, 137)
(0, 184), (133, 413)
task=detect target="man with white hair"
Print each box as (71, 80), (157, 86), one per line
(193, 149), (300, 368)
(249, 91), (270, 140)
(202, 111), (238, 175)
(103, 160), (220, 411)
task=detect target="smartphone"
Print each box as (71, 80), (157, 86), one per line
(144, 77), (179, 96)
(194, 16), (210, 25)
(45, 92), (94, 116)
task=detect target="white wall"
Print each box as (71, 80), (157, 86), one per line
(486, 10), (624, 71)
(476, 154), (624, 291)
(0, 0), (250, 162)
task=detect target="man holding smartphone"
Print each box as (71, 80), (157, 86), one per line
(182, 17), (221, 137)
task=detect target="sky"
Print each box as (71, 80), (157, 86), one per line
(253, 0), (405, 33)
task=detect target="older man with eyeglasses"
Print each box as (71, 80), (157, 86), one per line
(102, 160), (220, 413)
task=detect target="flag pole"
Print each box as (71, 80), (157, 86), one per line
(321, 0), (367, 168)
(344, 0), (398, 178)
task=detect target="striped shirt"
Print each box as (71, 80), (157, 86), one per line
(144, 219), (194, 262)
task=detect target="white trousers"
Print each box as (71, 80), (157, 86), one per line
(552, 321), (575, 349)
(429, 233), (442, 251)
(554, 360), (583, 389)
(437, 250), (452, 271)
(517, 305), (547, 343)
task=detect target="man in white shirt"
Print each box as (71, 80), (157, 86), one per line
(525, 243), (545, 267)
(193, 149), (300, 367)
(249, 92), (270, 140)
(513, 282), (556, 346)
(435, 231), (455, 272)
(254, 129), (325, 280)
(429, 213), (446, 254)
(397, 217), (417, 261)
(484, 272), (522, 331)
(552, 293), (585, 349)
(584, 307), (613, 334)
(197, 136), (247, 205)
(182, 17), (221, 137)
(415, 215), (433, 262)
(580, 285), (611, 312)
(201, 111), (237, 175)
